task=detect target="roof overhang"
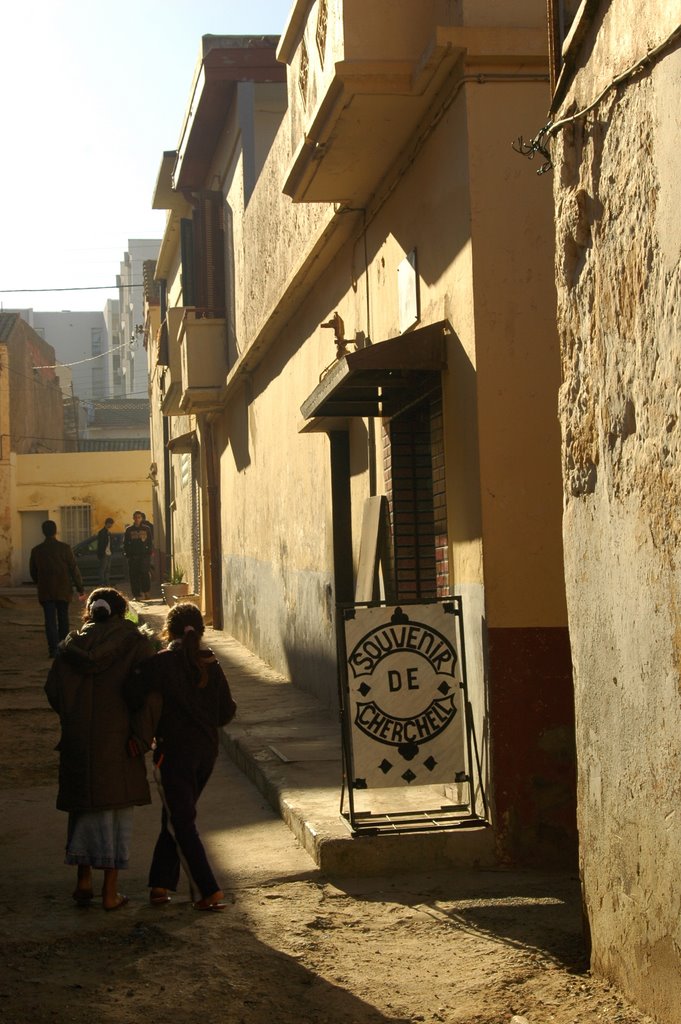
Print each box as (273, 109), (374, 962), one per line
(174, 35), (285, 192)
(152, 151), (180, 210)
(284, 26), (547, 205)
(301, 321), (449, 422)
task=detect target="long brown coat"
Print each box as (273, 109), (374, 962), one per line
(44, 617), (158, 813)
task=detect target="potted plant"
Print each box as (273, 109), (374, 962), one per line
(161, 565), (189, 606)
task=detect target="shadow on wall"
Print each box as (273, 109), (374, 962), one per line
(227, 376), (252, 472)
(224, 561), (339, 710)
(487, 624), (577, 869)
(445, 331), (483, 546)
(282, 636), (339, 711)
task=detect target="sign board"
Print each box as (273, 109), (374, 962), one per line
(341, 602), (466, 790)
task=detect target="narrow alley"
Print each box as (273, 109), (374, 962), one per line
(0, 592), (654, 1024)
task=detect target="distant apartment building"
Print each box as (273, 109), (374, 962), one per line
(116, 238), (161, 398)
(103, 298), (123, 396)
(16, 309), (109, 401)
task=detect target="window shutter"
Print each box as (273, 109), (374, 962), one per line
(180, 218), (196, 307)
(157, 279), (169, 366)
(192, 190), (225, 316)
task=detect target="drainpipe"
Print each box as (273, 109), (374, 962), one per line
(162, 412), (172, 581)
(202, 418), (223, 630)
(158, 281), (173, 582)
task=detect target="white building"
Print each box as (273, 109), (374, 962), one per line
(117, 239), (160, 397)
(103, 298), (122, 396)
(28, 310), (109, 401)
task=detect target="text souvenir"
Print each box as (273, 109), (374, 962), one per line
(343, 603), (466, 789)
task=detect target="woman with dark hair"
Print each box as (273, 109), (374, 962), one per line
(127, 602), (236, 911)
(44, 588), (158, 911)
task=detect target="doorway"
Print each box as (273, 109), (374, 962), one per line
(20, 510), (49, 584)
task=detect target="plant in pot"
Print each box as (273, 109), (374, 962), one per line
(161, 565), (189, 606)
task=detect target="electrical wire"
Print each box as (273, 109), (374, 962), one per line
(513, 21), (681, 174)
(0, 282), (145, 294)
(2, 362), (151, 404)
(33, 341), (132, 369)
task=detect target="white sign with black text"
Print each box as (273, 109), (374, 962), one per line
(343, 603), (466, 789)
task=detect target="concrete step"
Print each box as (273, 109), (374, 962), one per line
(134, 599), (495, 876)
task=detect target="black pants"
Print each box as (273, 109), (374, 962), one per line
(149, 748), (220, 900)
(128, 556), (150, 598)
(41, 599), (70, 656)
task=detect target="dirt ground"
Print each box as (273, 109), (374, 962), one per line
(0, 596), (656, 1024)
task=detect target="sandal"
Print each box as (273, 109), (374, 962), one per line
(194, 892), (227, 912)
(149, 888), (171, 905)
(72, 888), (94, 906)
(103, 894), (130, 912)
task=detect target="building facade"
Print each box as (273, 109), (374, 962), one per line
(148, 2), (575, 866)
(0, 312), (66, 584)
(548, 1), (681, 1019)
(117, 239), (161, 398)
(29, 310), (109, 401)
(11, 450), (153, 586)
(103, 298), (123, 396)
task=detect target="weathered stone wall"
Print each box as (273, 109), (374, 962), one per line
(553, 4), (681, 1018)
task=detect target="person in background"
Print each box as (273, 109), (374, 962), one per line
(44, 588), (159, 911)
(97, 518), (115, 585)
(126, 602), (236, 911)
(30, 520), (85, 658)
(140, 513), (155, 585)
(123, 511), (152, 601)
(140, 513), (154, 542)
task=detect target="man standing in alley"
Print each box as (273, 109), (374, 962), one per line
(30, 520), (85, 658)
(96, 517), (115, 585)
(124, 510), (152, 601)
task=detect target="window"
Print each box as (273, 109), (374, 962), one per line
(180, 452), (191, 489)
(60, 505), (91, 547)
(180, 192), (225, 316)
(548, 0), (589, 95)
(385, 393), (450, 601)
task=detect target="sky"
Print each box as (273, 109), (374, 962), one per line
(0, 0), (293, 313)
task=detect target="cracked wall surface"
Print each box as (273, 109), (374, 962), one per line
(552, 4), (681, 1020)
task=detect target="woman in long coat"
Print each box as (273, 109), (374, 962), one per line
(45, 587), (158, 910)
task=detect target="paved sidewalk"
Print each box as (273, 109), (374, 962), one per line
(136, 599), (495, 876)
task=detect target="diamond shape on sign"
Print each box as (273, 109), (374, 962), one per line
(438, 681), (451, 695)
(358, 683), (371, 696)
(379, 759), (393, 774)
(423, 756), (437, 772)
(402, 769), (416, 784)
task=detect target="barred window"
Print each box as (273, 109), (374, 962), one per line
(60, 505), (91, 547)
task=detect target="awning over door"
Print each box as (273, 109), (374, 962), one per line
(166, 430), (197, 453)
(300, 320), (449, 422)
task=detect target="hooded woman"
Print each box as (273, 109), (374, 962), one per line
(44, 587), (158, 911)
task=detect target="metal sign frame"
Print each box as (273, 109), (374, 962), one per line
(337, 597), (487, 835)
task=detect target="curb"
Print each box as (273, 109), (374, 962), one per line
(134, 600), (496, 876)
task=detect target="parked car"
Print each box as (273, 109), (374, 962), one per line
(72, 532), (127, 585)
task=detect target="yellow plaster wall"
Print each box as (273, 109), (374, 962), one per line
(11, 450), (153, 584)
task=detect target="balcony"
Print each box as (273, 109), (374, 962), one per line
(278, 0), (547, 205)
(178, 313), (228, 413)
